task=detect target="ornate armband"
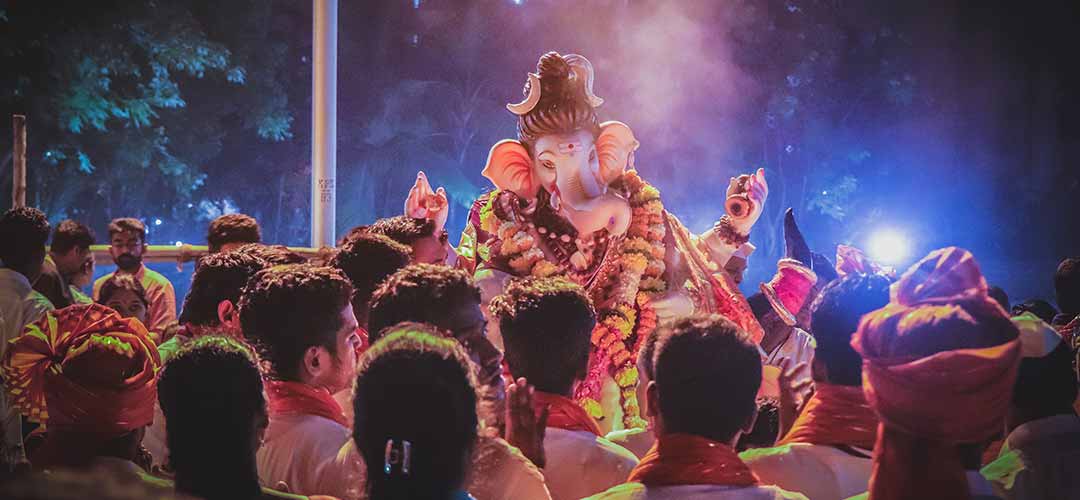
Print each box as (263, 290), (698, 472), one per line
(715, 215), (750, 247)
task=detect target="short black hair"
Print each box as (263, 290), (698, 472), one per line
(157, 335), (264, 492)
(239, 264), (353, 380)
(330, 233), (412, 327)
(206, 214), (261, 253)
(809, 273), (891, 386)
(107, 218), (146, 242)
(366, 216), (436, 246)
(490, 277), (595, 395)
(653, 314), (762, 443)
(353, 325), (478, 499)
(233, 243), (307, 266)
(1055, 257), (1080, 315)
(367, 264), (481, 343)
(1012, 341), (1078, 415)
(97, 274), (148, 307)
(50, 220), (96, 255)
(1012, 299), (1059, 324)
(988, 285), (1010, 313)
(0, 207), (50, 273)
(179, 252), (267, 327)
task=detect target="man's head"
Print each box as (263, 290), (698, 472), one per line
(158, 335), (267, 474)
(988, 285), (1010, 313)
(1055, 257), (1080, 316)
(50, 220), (96, 277)
(1012, 299), (1059, 324)
(368, 264), (500, 386)
(0, 207), (50, 282)
(179, 251), (266, 331)
(1008, 315), (1077, 430)
(107, 218), (147, 272)
(239, 265), (359, 393)
(330, 233), (411, 328)
(207, 213), (262, 254)
(98, 274), (149, 326)
(490, 277), (596, 396)
(633, 317), (664, 421)
(233, 243), (307, 266)
(648, 314), (762, 445)
(366, 216), (450, 265)
(809, 273), (892, 386)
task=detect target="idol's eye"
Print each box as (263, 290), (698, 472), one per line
(541, 160), (556, 170)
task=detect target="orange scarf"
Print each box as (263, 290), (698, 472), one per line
(778, 383), (878, 450)
(265, 380), (349, 428)
(533, 391), (602, 436)
(629, 433), (758, 487)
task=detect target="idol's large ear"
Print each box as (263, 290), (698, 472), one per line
(482, 140), (538, 199)
(596, 121), (640, 184)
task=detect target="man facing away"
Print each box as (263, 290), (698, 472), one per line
(491, 276), (639, 500)
(586, 314), (807, 500)
(0, 207), (53, 476)
(240, 265), (362, 499)
(207, 213), (262, 254)
(93, 218), (176, 333)
(741, 273), (891, 500)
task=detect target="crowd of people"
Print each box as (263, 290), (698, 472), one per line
(0, 202), (1077, 500)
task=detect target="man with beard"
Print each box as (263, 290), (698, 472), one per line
(93, 218), (176, 333)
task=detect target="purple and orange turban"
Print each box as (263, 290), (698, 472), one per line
(2, 303), (160, 437)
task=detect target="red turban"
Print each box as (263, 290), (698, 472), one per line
(2, 303), (161, 437)
(851, 247), (1020, 500)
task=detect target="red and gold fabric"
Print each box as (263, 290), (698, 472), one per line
(628, 433), (759, 487)
(778, 383), (878, 450)
(851, 247), (1021, 500)
(532, 391), (603, 436)
(265, 379), (350, 429)
(1, 303), (160, 436)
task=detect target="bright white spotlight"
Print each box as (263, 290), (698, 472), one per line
(867, 229), (910, 265)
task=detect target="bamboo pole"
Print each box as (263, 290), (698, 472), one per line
(12, 115), (26, 208)
(86, 244), (328, 271)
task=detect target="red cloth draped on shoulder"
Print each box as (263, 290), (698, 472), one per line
(851, 247), (1021, 500)
(532, 391), (603, 436)
(777, 383), (878, 450)
(265, 379), (350, 428)
(629, 433), (759, 487)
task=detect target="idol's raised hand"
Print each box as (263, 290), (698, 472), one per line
(725, 168), (769, 235)
(404, 171), (449, 234)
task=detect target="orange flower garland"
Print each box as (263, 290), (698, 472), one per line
(479, 170), (667, 430)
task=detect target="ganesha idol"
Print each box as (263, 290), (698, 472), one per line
(405, 52), (769, 433)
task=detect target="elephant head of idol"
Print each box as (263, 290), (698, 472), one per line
(482, 52), (639, 238)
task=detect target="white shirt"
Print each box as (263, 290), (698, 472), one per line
(257, 413), (363, 499)
(0, 268), (53, 467)
(584, 482), (808, 500)
(741, 443), (873, 500)
(763, 328), (815, 406)
(542, 427), (638, 500)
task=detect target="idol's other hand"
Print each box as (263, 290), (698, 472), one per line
(404, 171), (449, 234)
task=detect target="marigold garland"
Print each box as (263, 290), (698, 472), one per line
(481, 170), (667, 430)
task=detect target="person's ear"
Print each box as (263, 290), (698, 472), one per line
(302, 345), (327, 382)
(217, 300), (240, 330)
(645, 380), (661, 420)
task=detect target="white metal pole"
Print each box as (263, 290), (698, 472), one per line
(311, 0), (337, 248)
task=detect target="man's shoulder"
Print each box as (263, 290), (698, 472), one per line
(546, 427), (639, 468)
(585, 483), (809, 500)
(140, 267), (174, 287)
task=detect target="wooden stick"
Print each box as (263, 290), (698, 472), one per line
(12, 114), (26, 208)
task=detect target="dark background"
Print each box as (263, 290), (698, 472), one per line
(2, 0), (1078, 306)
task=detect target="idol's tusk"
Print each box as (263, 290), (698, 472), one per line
(506, 73), (542, 115)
